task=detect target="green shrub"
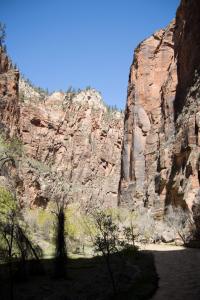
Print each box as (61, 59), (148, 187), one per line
(0, 134), (23, 161)
(28, 158), (51, 173)
(0, 186), (16, 221)
(22, 206), (55, 244)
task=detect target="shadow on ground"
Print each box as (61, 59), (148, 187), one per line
(0, 249), (157, 300)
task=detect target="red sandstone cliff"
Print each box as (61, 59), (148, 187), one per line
(18, 87), (123, 208)
(0, 0), (200, 226)
(119, 0), (200, 223)
(0, 47), (123, 209)
(0, 47), (19, 137)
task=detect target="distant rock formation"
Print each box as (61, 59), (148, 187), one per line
(18, 85), (123, 208)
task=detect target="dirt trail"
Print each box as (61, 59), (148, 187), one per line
(143, 244), (200, 300)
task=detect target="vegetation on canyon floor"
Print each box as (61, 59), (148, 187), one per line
(0, 185), (158, 300)
(0, 130), (156, 300)
(0, 181), (192, 300)
(0, 157), (193, 300)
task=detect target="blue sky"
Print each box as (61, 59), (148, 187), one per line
(1, 0), (180, 109)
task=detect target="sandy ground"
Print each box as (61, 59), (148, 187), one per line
(141, 244), (200, 300)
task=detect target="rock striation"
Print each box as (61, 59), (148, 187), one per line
(0, 49), (123, 210)
(0, 0), (200, 228)
(0, 47), (19, 137)
(18, 84), (123, 209)
(119, 0), (200, 222)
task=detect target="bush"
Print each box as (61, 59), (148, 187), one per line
(117, 207), (156, 244)
(164, 205), (191, 244)
(0, 186), (16, 219)
(22, 207), (55, 244)
(0, 134), (23, 165)
(0, 187), (42, 286)
(64, 204), (95, 253)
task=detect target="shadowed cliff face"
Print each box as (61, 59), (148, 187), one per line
(119, 0), (200, 222)
(171, 0), (200, 229)
(174, 0), (200, 118)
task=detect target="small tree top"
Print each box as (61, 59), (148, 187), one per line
(0, 23), (6, 46)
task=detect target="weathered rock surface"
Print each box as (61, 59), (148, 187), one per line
(119, 21), (176, 215)
(170, 0), (200, 231)
(0, 47), (21, 197)
(19, 78), (45, 103)
(0, 49), (123, 210)
(18, 86), (123, 208)
(1, 0), (200, 231)
(0, 47), (19, 137)
(119, 0), (200, 224)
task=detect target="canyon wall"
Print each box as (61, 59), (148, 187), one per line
(1, 0), (200, 222)
(0, 49), (123, 209)
(0, 47), (21, 195)
(119, 0), (200, 220)
(18, 87), (123, 208)
(0, 47), (19, 137)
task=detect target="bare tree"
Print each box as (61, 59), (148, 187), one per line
(0, 187), (42, 299)
(0, 212), (15, 300)
(164, 205), (191, 244)
(92, 211), (121, 294)
(14, 224), (43, 279)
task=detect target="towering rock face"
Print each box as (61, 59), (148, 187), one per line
(18, 85), (123, 208)
(119, 21), (177, 215)
(1, 0), (200, 223)
(119, 0), (200, 220)
(0, 47), (19, 137)
(170, 0), (200, 228)
(0, 47), (20, 194)
(0, 48), (123, 210)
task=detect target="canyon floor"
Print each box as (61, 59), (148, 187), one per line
(0, 248), (157, 300)
(142, 244), (200, 300)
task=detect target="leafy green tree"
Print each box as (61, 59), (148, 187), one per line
(0, 186), (16, 218)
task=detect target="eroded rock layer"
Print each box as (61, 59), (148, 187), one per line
(0, 47), (19, 136)
(119, 0), (200, 220)
(18, 86), (123, 208)
(1, 0), (200, 223)
(0, 47), (123, 209)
